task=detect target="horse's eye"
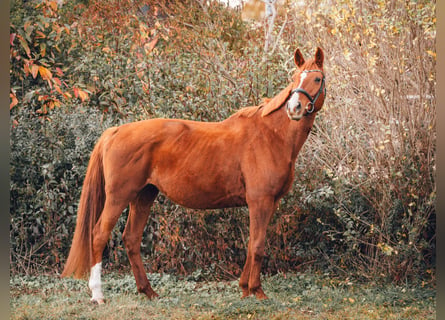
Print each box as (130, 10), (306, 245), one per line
(315, 77), (321, 83)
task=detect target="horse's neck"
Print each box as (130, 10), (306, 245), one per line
(261, 108), (316, 161)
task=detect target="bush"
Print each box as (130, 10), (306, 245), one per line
(10, 105), (115, 273)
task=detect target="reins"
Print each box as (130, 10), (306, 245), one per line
(290, 69), (326, 114)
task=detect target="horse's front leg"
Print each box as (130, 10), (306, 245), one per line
(239, 240), (252, 298)
(240, 196), (276, 299)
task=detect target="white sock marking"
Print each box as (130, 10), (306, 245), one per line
(89, 262), (104, 302)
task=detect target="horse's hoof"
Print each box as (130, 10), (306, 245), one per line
(253, 288), (269, 300)
(144, 290), (159, 300)
(147, 292), (159, 300)
(91, 298), (105, 305)
(255, 292), (269, 300)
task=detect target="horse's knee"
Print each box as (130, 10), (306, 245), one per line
(123, 233), (140, 255)
(253, 252), (264, 263)
(252, 245), (265, 263)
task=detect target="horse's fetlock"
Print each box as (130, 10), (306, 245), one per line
(239, 281), (248, 290)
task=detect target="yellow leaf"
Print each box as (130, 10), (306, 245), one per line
(426, 50), (436, 58)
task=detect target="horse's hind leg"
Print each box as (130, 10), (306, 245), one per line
(123, 184), (159, 299)
(90, 198), (129, 304)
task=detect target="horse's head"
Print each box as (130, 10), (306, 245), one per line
(286, 47), (326, 121)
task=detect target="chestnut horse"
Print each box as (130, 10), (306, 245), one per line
(62, 47), (326, 303)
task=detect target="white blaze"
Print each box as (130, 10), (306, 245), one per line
(287, 72), (307, 118)
(294, 71), (307, 103)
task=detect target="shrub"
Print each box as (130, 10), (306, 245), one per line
(10, 105), (115, 274)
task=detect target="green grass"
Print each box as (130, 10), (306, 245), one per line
(10, 272), (435, 319)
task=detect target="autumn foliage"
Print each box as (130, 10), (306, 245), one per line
(10, 0), (435, 284)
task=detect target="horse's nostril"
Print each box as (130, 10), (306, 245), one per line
(295, 102), (302, 112)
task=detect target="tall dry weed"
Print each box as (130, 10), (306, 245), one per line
(276, 0), (435, 280)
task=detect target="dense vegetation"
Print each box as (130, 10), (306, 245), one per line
(10, 0), (435, 286)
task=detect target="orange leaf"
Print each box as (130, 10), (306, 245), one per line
(23, 63), (30, 76)
(10, 92), (18, 110)
(144, 35), (159, 53)
(49, 1), (58, 12)
(55, 67), (64, 76)
(10, 33), (16, 46)
(36, 31), (46, 39)
(39, 66), (52, 81)
(78, 89), (89, 102)
(54, 84), (63, 95)
(73, 87), (88, 102)
(53, 77), (62, 87)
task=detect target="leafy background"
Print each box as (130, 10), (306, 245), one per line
(10, 0), (435, 286)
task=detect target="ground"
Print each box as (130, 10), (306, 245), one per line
(10, 272), (435, 319)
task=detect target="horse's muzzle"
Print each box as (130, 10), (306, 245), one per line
(286, 93), (304, 120)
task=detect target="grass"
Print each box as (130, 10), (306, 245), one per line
(10, 272), (435, 319)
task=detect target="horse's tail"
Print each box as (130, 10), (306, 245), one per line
(61, 136), (106, 279)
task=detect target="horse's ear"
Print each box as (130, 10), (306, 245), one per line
(294, 49), (305, 68)
(261, 83), (293, 117)
(315, 47), (324, 68)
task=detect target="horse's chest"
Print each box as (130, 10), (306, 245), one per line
(274, 167), (295, 198)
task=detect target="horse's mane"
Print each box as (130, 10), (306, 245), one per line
(229, 98), (272, 119)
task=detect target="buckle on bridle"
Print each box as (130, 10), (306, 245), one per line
(306, 102), (315, 114)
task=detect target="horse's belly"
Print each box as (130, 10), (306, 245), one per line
(150, 172), (246, 210)
(159, 186), (247, 210)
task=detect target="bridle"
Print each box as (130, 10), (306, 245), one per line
(290, 69), (326, 114)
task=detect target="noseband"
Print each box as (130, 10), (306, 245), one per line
(290, 69), (326, 114)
